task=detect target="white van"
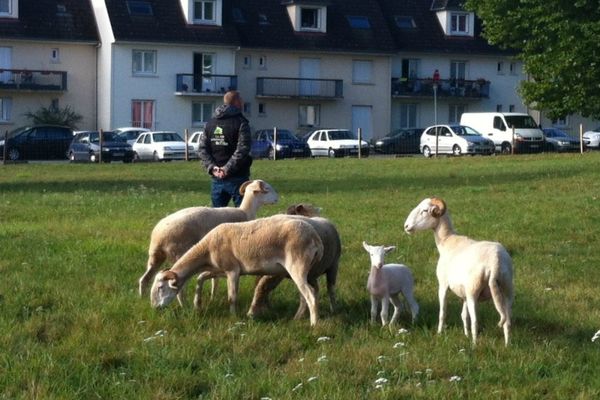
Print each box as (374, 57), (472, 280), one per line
(460, 112), (545, 154)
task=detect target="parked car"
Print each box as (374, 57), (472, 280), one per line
(251, 128), (311, 159)
(305, 129), (370, 158)
(113, 127), (150, 145)
(132, 131), (187, 161)
(187, 130), (203, 160)
(373, 128), (423, 154)
(542, 128), (582, 152)
(0, 125), (74, 161)
(68, 131), (134, 163)
(420, 125), (495, 158)
(583, 127), (600, 150)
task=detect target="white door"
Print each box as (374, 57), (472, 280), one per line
(300, 58), (320, 96)
(0, 47), (12, 82)
(352, 106), (373, 142)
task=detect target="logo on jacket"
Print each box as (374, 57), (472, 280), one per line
(212, 126), (228, 146)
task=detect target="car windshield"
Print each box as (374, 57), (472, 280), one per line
(546, 129), (568, 138)
(153, 132), (183, 142)
(329, 130), (354, 140)
(451, 126), (481, 136)
(7, 126), (31, 138)
(504, 115), (539, 129)
(265, 130), (295, 141)
(89, 132), (123, 142)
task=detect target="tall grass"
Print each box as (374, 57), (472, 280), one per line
(1, 153), (600, 399)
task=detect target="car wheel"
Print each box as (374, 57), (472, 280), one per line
(501, 142), (512, 155)
(452, 144), (462, 156)
(7, 148), (20, 161)
(153, 151), (160, 162)
(328, 148), (336, 158)
(90, 153), (98, 163)
(422, 146), (431, 158)
(68, 152), (76, 163)
(123, 156), (133, 164)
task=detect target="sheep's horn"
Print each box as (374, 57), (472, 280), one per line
(430, 197), (447, 218)
(239, 180), (252, 195)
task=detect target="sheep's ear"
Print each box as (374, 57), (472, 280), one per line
(362, 241), (370, 251)
(257, 180), (268, 193)
(286, 204), (298, 214)
(384, 246), (396, 254)
(429, 197), (447, 218)
(162, 270), (179, 290)
(239, 180), (252, 195)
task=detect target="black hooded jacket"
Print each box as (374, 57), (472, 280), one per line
(198, 104), (252, 178)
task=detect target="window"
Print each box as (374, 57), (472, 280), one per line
(132, 50), (156, 75)
(450, 60), (467, 82)
(0, 97), (11, 121)
(0, 0), (9, 13)
(394, 16), (416, 29)
(449, 104), (466, 124)
(399, 104), (417, 128)
(131, 100), (154, 129)
(192, 102), (213, 127)
(450, 13), (469, 34)
(497, 61), (505, 75)
(243, 55), (251, 69)
(509, 104), (515, 112)
(496, 104), (503, 112)
(258, 103), (266, 116)
(126, 1), (153, 16)
(258, 55), (267, 69)
(299, 105), (320, 127)
(509, 62), (517, 75)
(51, 48), (60, 63)
(401, 58), (420, 80)
(301, 8), (319, 29)
(347, 16), (370, 29)
(352, 60), (373, 84)
(194, 0), (215, 23)
(552, 116), (567, 127)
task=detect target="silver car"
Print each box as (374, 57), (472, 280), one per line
(420, 125), (495, 157)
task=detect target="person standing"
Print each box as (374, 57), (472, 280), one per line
(199, 90), (252, 207)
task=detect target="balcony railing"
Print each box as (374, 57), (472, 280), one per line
(391, 77), (490, 99)
(257, 77), (343, 99)
(0, 69), (67, 92)
(175, 74), (237, 95)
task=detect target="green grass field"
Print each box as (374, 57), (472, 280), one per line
(1, 153), (600, 399)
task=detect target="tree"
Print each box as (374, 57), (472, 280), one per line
(24, 105), (83, 128)
(465, 0), (600, 119)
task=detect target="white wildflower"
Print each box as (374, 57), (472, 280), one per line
(377, 370), (386, 376)
(137, 320), (146, 324)
(545, 287), (552, 291)
(143, 336), (157, 342)
(449, 376), (462, 382)
(225, 373), (234, 378)
(260, 397), (272, 400)
(298, 358), (305, 362)
(459, 348), (466, 353)
(317, 355), (328, 363)
(292, 383), (303, 392)
(592, 330), (600, 342)
(375, 384), (385, 390)
(415, 371), (422, 376)
(154, 330), (166, 337)
(397, 328), (409, 334)
(317, 336), (331, 343)
(307, 376), (318, 383)
(393, 342), (406, 348)
(235, 321), (246, 326)
(374, 377), (388, 385)
(377, 355), (387, 362)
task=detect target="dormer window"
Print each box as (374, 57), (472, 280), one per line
(127, 1), (153, 16)
(286, 3), (327, 33)
(301, 8), (320, 29)
(180, 0), (222, 26)
(450, 12), (469, 34)
(0, 0), (18, 18)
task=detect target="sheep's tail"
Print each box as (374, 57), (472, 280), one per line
(489, 276), (506, 326)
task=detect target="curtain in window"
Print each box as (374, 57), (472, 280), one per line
(132, 100), (154, 129)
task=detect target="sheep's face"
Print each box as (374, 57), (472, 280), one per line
(404, 197), (446, 234)
(363, 241), (396, 269)
(150, 270), (179, 308)
(286, 203), (322, 217)
(240, 180), (279, 205)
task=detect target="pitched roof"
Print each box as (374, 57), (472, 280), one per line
(104, 0), (240, 46)
(0, 0), (99, 43)
(231, 0), (397, 54)
(378, 0), (514, 56)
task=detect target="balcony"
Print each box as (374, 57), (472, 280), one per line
(0, 69), (67, 92)
(391, 77), (490, 100)
(256, 77), (343, 100)
(175, 74), (237, 96)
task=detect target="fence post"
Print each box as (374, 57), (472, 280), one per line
(358, 128), (362, 159)
(2, 130), (7, 164)
(99, 128), (103, 163)
(184, 128), (189, 161)
(273, 127), (277, 161)
(580, 124), (584, 154)
(511, 126), (515, 155)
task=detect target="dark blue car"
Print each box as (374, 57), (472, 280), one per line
(251, 129), (311, 159)
(68, 131), (134, 163)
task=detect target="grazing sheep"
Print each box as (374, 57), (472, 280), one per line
(138, 179), (279, 303)
(363, 242), (419, 326)
(246, 214), (341, 319)
(403, 197), (514, 346)
(286, 203), (322, 217)
(150, 215), (324, 326)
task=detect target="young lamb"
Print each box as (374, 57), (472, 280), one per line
(246, 214), (341, 320)
(362, 242), (419, 326)
(150, 215), (324, 326)
(403, 197), (514, 346)
(138, 179), (279, 303)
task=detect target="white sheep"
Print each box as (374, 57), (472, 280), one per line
(150, 215), (324, 326)
(362, 242), (419, 326)
(403, 197), (514, 346)
(138, 179), (279, 304)
(246, 214), (340, 320)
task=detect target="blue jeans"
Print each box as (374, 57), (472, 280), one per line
(211, 175), (249, 207)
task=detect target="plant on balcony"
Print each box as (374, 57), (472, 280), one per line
(24, 105), (83, 129)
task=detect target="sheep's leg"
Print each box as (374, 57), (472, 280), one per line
(294, 279), (318, 320)
(176, 286), (187, 307)
(380, 296), (390, 326)
(461, 301), (470, 337)
(210, 278), (218, 300)
(402, 288), (420, 324)
(289, 272), (318, 326)
(248, 275), (285, 317)
(437, 286), (448, 334)
(326, 263), (339, 313)
(194, 271), (217, 309)
(225, 270), (240, 315)
(466, 296), (478, 345)
(389, 294), (403, 325)
(139, 250), (166, 297)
